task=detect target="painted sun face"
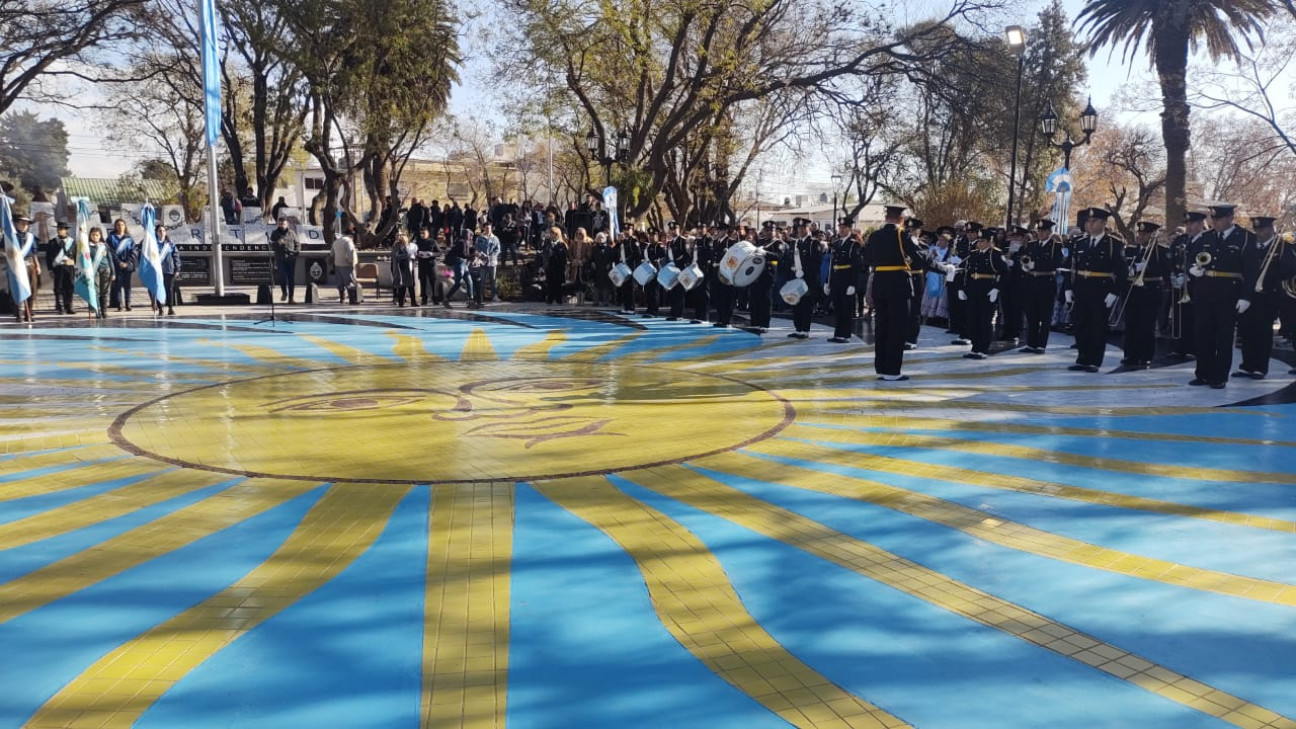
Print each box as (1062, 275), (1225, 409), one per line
(114, 361), (791, 484)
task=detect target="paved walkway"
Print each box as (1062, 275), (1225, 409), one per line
(1, 306), (1294, 728)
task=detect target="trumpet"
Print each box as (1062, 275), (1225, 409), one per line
(1019, 254), (1033, 268)
(1195, 251), (1212, 267)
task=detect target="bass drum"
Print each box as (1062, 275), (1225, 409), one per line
(633, 260), (658, 286)
(719, 241), (758, 285)
(609, 262), (632, 287)
(676, 262), (704, 291)
(657, 262), (682, 290)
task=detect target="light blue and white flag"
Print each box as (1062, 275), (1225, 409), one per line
(603, 186), (619, 236)
(200, 0), (222, 147)
(1046, 166), (1072, 232)
(1, 193), (32, 305)
(73, 198), (99, 312)
(138, 203), (166, 305)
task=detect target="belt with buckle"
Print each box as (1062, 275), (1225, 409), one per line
(1077, 270), (1114, 279)
(874, 265), (908, 272)
(832, 264), (853, 270)
(1205, 270), (1243, 279)
(970, 273), (996, 280)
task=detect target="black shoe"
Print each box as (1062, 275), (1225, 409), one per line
(787, 332), (800, 338)
(1231, 370), (1254, 379)
(666, 317), (679, 322)
(1085, 365), (1100, 373)
(904, 343), (917, 351)
(689, 319), (702, 324)
(1210, 382), (1226, 390)
(1188, 378), (1207, 386)
(828, 337), (849, 343)
(876, 374), (910, 381)
(712, 321), (728, 328)
(1067, 364), (1088, 372)
(951, 338), (970, 346)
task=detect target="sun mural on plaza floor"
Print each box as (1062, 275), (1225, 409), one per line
(1, 308), (1295, 729)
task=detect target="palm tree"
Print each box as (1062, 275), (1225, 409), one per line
(1077, 0), (1280, 226)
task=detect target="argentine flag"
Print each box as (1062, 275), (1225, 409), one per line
(73, 198), (99, 312)
(1, 193), (32, 305)
(138, 203), (166, 305)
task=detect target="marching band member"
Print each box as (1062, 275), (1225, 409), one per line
(710, 222), (735, 328)
(1169, 211), (1208, 360)
(826, 217), (864, 343)
(1235, 215), (1289, 379)
(947, 222), (976, 345)
(642, 227), (667, 317)
(617, 226), (642, 316)
(1066, 207), (1127, 372)
(1120, 221), (1171, 368)
(1000, 225), (1030, 344)
(749, 226), (781, 333)
(866, 205), (922, 380)
(1185, 204), (1250, 388)
(957, 228), (1007, 359)
(665, 222), (690, 321)
(904, 218), (927, 350)
(689, 224), (715, 324)
(1019, 220), (1065, 353)
(784, 218), (825, 339)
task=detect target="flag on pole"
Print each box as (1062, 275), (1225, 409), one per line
(603, 186), (619, 237)
(200, 0), (222, 147)
(1, 193), (33, 306)
(1046, 166), (1072, 234)
(138, 203), (166, 305)
(73, 198), (99, 312)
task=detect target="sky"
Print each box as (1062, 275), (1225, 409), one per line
(24, 0), (1159, 189)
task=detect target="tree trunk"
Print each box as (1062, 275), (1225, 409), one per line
(1155, 20), (1191, 228)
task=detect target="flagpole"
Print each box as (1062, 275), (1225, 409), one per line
(207, 145), (224, 296)
(200, 0), (224, 297)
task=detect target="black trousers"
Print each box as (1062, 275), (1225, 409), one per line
(689, 281), (709, 321)
(714, 281), (734, 325)
(830, 271), (855, 339)
(52, 266), (75, 312)
(1122, 285), (1162, 364)
(111, 268), (132, 308)
(619, 281), (636, 312)
(418, 260), (439, 303)
(644, 281), (661, 315)
(947, 280), (968, 336)
(792, 287), (816, 332)
(1171, 299), (1196, 355)
(1001, 282), (1024, 339)
(966, 284), (996, 355)
(1072, 279), (1114, 367)
(1238, 294), (1276, 375)
(1023, 276), (1056, 349)
(668, 285), (686, 318)
(1193, 290), (1239, 383)
(873, 294), (910, 375)
(749, 281), (772, 328)
(906, 274), (923, 344)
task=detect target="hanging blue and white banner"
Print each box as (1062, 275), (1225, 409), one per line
(200, 0), (222, 147)
(1046, 166), (1072, 233)
(603, 186), (619, 236)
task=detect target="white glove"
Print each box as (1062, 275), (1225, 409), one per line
(988, 288), (999, 303)
(846, 286), (855, 295)
(1135, 261), (1147, 272)
(1172, 274), (1186, 287)
(958, 290), (968, 301)
(1009, 242), (1021, 253)
(796, 271), (804, 279)
(949, 256), (962, 266)
(1005, 259), (1014, 268)
(1104, 293), (1118, 308)
(1189, 265), (1205, 277)
(823, 284), (830, 295)
(1064, 290), (1074, 304)
(1236, 299), (1251, 314)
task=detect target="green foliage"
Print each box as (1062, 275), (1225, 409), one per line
(0, 112), (71, 195)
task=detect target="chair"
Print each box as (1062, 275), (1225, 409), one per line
(355, 262), (380, 301)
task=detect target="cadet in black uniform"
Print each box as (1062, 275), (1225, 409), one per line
(1000, 225), (1030, 343)
(784, 218), (825, 338)
(1169, 212), (1207, 359)
(958, 229), (1008, 359)
(1186, 204), (1251, 388)
(618, 227), (643, 315)
(710, 223), (735, 327)
(665, 224), (690, 320)
(643, 228), (667, 317)
(866, 205), (922, 380)
(947, 222), (977, 345)
(749, 228), (783, 333)
(689, 226), (715, 323)
(1236, 216), (1292, 379)
(904, 218), (927, 349)
(1066, 207), (1127, 372)
(1120, 221), (1172, 368)
(1019, 220), (1065, 353)
(827, 218), (864, 343)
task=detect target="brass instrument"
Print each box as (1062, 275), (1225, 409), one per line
(1110, 232), (1160, 326)
(1255, 232), (1282, 293)
(1171, 238), (1190, 339)
(1019, 254), (1033, 268)
(1283, 277), (1296, 299)
(1195, 251), (1212, 268)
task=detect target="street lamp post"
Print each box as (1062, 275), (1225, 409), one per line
(1040, 98), (1099, 169)
(586, 127), (629, 188)
(1004, 24), (1027, 229)
(830, 172), (843, 227)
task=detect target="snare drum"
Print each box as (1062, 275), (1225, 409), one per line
(609, 262), (632, 287)
(632, 260), (658, 286)
(676, 262), (704, 291)
(657, 262), (681, 290)
(780, 277), (808, 305)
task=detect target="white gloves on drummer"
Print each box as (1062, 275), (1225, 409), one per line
(958, 290), (968, 301)
(823, 284), (831, 295)
(846, 286), (856, 296)
(1104, 293), (1118, 308)
(1064, 290), (1074, 304)
(988, 288), (999, 303)
(1236, 299), (1251, 314)
(1189, 265), (1205, 277)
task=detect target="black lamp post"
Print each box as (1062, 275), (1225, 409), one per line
(1041, 97), (1099, 169)
(1004, 24), (1027, 229)
(586, 127), (629, 187)
(830, 172), (843, 228)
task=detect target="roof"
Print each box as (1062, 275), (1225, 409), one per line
(59, 177), (174, 208)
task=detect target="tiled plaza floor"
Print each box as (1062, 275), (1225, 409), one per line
(1, 305), (1294, 728)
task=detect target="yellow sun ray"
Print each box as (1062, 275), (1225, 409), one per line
(0, 458), (160, 503)
(707, 451), (1296, 605)
(0, 470), (235, 551)
(510, 330), (566, 361)
(558, 333), (641, 363)
(621, 464), (1294, 729)
(383, 331), (448, 364)
(26, 483), (406, 729)
(216, 340), (323, 370)
(534, 476), (909, 729)
(759, 436), (1296, 534)
(458, 327), (499, 362)
(779, 424), (1296, 485)
(0, 478), (321, 625)
(422, 483), (514, 729)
